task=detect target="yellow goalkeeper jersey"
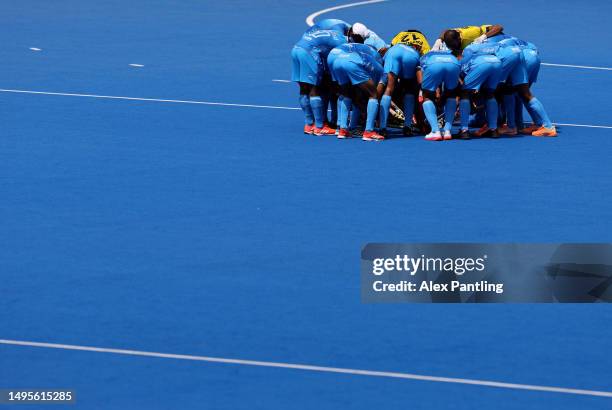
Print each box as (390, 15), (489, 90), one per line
(390, 30), (431, 55)
(454, 25), (492, 49)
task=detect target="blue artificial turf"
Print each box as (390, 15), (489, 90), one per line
(1, 1), (611, 409)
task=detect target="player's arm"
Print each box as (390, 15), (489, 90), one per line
(485, 24), (503, 38)
(473, 24), (504, 43)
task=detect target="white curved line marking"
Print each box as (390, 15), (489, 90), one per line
(1, 339), (611, 398)
(305, 0), (387, 27)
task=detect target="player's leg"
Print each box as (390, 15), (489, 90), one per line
(421, 62), (444, 140)
(306, 54), (335, 135)
(401, 78), (418, 135)
(291, 47), (315, 133)
(399, 53), (420, 136)
(298, 83), (315, 133)
(500, 58), (528, 135)
(498, 82), (518, 135)
(461, 64), (490, 138)
(516, 84), (556, 137)
(378, 73), (396, 134)
(457, 88), (473, 139)
(357, 79), (383, 141)
(473, 62), (502, 137)
(338, 84), (353, 138)
(441, 64), (460, 139)
(349, 59), (384, 141)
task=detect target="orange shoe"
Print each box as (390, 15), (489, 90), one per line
(313, 124), (336, 136)
(532, 126), (557, 137)
(337, 128), (351, 139)
(304, 124), (315, 134)
(519, 124), (539, 134)
(498, 125), (518, 136)
(473, 125), (499, 138)
(362, 130), (384, 141)
(472, 124), (491, 137)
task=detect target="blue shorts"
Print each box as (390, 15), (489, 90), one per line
(463, 56), (502, 91)
(523, 49), (540, 84)
(291, 46), (323, 85)
(334, 53), (383, 86)
(381, 45), (419, 85)
(497, 47), (528, 86)
(421, 60), (460, 92)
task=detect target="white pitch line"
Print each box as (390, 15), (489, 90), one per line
(0, 88), (610, 130)
(129, 63), (145, 68)
(0, 88), (300, 111)
(555, 122), (612, 129)
(272, 79), (291, 83)
(29, 47), (42, 52)
(1, 339), (611, 398)
(541, 63), (612, 71)
(305, 0), (387, 26)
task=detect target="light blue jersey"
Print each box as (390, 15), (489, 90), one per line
(461, 43), (502, 91)
(332, 48), (383, 86)
(420, 50), (460, 92)
(307, 19), (351, 36)
(365, 31), (388, 51)
(328, 43), (381, 81)
(381, 43), (420, 84)
(495, 37), (528, 85)
(292, 29), (347, 85)
(516, 39), (540, 84)
(296, 29), (347, 56)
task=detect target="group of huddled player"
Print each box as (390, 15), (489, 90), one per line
(291, 19), (556, 141)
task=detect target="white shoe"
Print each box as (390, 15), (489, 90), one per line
(443, 130), (452, 140)
(425, 131), (443, 141)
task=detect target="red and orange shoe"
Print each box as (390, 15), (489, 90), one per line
(362, 130), (384, 141)
(519, 124), (539, 134)
(498, 125), (518, 136)
(304, 124), (315, 135)
(532, 126), (557, 137)
(472, 124), (492, 137)
(337, 128), (351, 139)
(313, 124), (336, 136)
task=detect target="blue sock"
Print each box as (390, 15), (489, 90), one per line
(299, 94), (314, 125)
(503, 94), (516, 128)
(350, 105), (361, 129)
(310, 96), (324, 128)
(336, 96), (343, 128)
(443, 98), (457, 132)
(379, 95), (392, 130)
(423, 100), (439, 133)
(366, 98), (379, 131)
(403, 94), (415, 127)
(528, 98), (552, 128)
(459, 99), (470, 130)
(523, 99), (541, 126)
(486, 98), (498, 130)
(515, 95), (524, 129)
(340, 97), (352, 129)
